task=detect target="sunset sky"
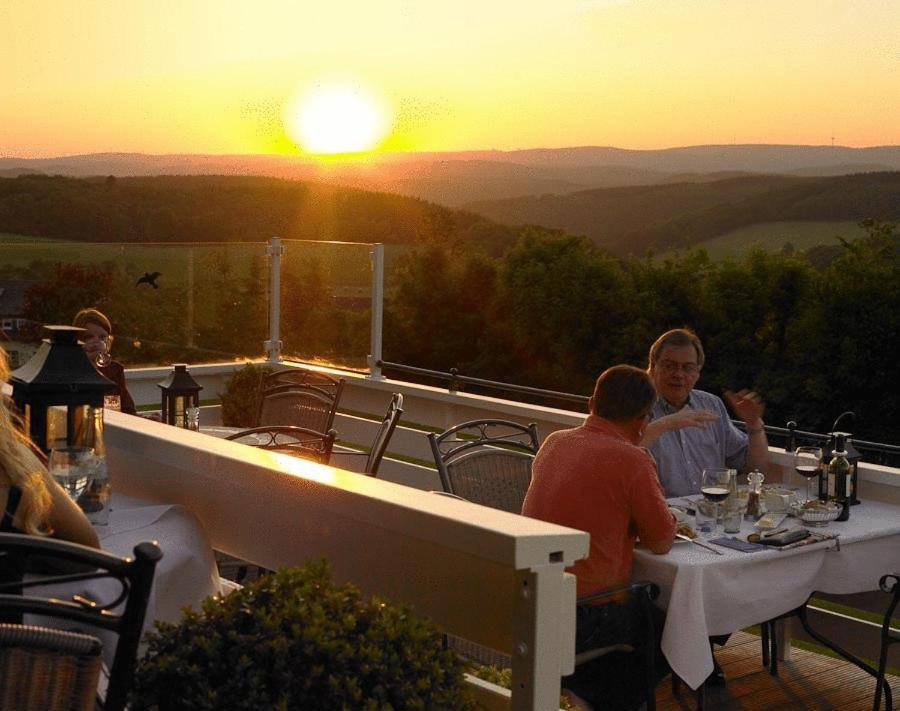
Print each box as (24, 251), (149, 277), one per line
(2, 0), (898, 158)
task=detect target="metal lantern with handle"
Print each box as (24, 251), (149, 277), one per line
(158, 363), (203, 429)
(9, 326), (115, 453)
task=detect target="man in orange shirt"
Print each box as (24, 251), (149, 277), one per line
(522, 365), (675, 711)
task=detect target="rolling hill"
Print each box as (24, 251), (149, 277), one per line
(462, 172), (900, 255)
(2, 145), (899, 207)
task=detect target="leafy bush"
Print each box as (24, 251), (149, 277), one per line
(219, 362), (274, 427)
(130, 561), (475, 710)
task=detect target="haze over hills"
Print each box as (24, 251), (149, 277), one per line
(2, 144), (899, 207)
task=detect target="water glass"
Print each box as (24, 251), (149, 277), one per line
(695, 499), (718, 536)
(48, 447), (94, 501)
(722, 502), (744, 534)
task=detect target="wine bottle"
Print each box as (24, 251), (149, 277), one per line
(828, 433), (851, 522)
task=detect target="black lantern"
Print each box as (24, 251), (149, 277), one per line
(158, 364), (202, 428)
(9, 326), (115, 453)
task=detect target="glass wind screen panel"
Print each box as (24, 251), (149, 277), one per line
(280, 240), (373, 372)
(0, 240), (268, 367)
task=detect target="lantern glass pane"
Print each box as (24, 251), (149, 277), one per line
(175, 395), (185, 428)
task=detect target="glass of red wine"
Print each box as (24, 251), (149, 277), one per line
(700, 468), (734, 534)
(794, 446), (822, 504)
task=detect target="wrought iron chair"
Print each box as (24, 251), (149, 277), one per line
(226, 425), (337, 464)
(574, 581), (662, 711)
(0, 533), (162, 711)
(257, 369), (344, 433)
(427, 419), (540, 513)
(330, 393), (404, 477)
(874, 573), (899, 711)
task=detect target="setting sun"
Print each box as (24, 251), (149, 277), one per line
(284, 83), (390, 156)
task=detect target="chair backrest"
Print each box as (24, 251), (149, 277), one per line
(0, 533), (162, 711)
(364, 393), (404, 476)
(226, 425), (337, 464)
(257, 370), (345, 433)
(0, 624), (103, 711)
(427, 419), (539, 513)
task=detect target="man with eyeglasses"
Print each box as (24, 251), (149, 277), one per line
(641, 328), (769, 687)
(642, 328), (769, 499)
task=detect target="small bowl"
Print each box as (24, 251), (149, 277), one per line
(793, 501), (842, 526)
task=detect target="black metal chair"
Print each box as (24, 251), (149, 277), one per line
(427, 419), (539, 513)
(257, 369), (344, 433)
(574, 581), (662, 711)
(330, 393), (404, 477)
(226, 425), (337, 464)
(0, 533), (162, 711)
(874, 573), (899, 711)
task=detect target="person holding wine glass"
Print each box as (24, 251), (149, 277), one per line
(0, 344), (100, 618)
(73, 308), (137, 415)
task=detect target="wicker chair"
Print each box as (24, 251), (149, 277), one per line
(226, 425), (337, 464)
(0, 533), (162, 711)
(0, 624), (102, 711)
(427, 419), (539, 513)
(257, 369), (344, 433)
(330, 393), (403, 477)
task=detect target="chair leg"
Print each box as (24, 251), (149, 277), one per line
(873, 642), (893, 711)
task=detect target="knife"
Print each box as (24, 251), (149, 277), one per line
(676, 533), (724, 555)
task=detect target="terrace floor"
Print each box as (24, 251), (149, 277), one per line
(658, 629), (895, 710)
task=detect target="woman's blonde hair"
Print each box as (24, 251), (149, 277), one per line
(0, 346), (51, 534)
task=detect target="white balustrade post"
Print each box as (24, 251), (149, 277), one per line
(510, 564), (573, 710)
(368, 243), (385, 379)
(265, 237), (284, 364)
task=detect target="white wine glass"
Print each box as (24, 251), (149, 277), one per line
(794, 446), (822, 504)
(48, 447), (94, 501)
(700, 468), (733, 534)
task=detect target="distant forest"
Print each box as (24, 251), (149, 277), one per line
(464, 172), (900, 255)
(2, 174), (898, 446)
(0, 174), (519, 255)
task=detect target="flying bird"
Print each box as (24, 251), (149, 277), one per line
(136, 271), (161, 289)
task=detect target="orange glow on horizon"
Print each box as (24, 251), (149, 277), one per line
(1, 1), (898, 158)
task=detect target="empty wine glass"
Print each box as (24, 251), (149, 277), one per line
(794, 446), (823, 504)
(48, 447), (94, 501)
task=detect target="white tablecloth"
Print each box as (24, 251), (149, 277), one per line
(633, 499), (900, 689)
(34, 493), (221, 664)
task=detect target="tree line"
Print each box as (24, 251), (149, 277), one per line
(383, 220), (900, 446)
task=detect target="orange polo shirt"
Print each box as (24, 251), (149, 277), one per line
(522, 415), (675, 598)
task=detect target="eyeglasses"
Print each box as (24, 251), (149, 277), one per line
(657, 360), (700, 375)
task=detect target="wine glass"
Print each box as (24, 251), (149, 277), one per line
(700, 468), (734, 534)
(793, 446), (822, 504)
(48, 447), (94, 501)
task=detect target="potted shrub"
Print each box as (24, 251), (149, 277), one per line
(219, 362), (274, 427)
(130, 561), (475, 710)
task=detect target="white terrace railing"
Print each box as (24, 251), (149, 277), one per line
(121, 361), (900, 697)
(104, 409), (586, 710)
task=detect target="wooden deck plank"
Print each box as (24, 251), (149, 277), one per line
(656, 630), (898, 711)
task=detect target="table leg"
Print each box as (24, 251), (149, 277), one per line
(775, 617), (793, 662)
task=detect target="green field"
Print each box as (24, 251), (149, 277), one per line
(694, 221), (868, 260)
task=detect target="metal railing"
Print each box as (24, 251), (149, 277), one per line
(376, 360), (900, 467)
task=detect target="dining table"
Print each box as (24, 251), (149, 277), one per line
(32, 492), (222, 665)
(632, 498), (900, 690)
